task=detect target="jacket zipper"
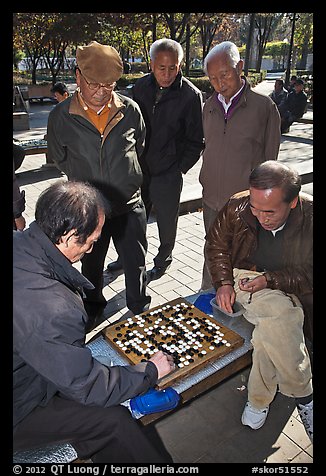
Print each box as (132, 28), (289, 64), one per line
(99, 134), (104, 175)
(99, 108), (121, 177)
(224, 117), (227, 134)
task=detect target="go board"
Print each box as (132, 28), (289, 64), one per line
(103, 297), (244, 388)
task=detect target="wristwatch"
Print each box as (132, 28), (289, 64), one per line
(218, 279), (234, 287)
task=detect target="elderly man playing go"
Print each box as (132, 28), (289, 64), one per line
(13, 180), (175, 463)
(206, 161), (313, 443)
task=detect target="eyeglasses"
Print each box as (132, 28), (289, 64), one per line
(79, 70), (116, 92)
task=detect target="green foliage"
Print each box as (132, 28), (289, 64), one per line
(187, 69), (205, 78)
(247, 71), (267, 87)
(130, 62), (149, 74)
(116, 74), (144, 89)
(185, 76), (214, 96)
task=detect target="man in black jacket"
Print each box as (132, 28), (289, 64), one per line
(132, 38), (204, 280)
(279, 78), (308, 133)
(13, 180), (175, 463)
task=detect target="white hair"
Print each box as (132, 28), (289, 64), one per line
(149, 38), (184, 65)
(203, 41), (241, 74)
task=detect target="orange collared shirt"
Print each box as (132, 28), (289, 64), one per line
(77, 93), (111, 134)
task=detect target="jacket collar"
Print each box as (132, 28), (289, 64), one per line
(149, 70), (183, 91)
(69, 90), (125, 119)
(208, 76), (250, 113)
(28, 221), (94, 293)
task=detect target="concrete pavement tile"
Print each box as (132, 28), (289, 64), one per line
(173, 285), (196, 296)
(158, 290), (182, 302)
(264, 433), (312, 463)
(176, 265), (202, 279)
(168, 269), (197, 284)
(185, 281), (202, 293)
(185, 233), (205, 244)
(149, 279), (180, 294)
(289, 452), (313, 463)
(282, 413), (313, 450)
(210, 425), (302, 464)
(179, 249), (204, 263)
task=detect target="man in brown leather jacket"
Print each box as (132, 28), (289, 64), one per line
(206, 161), (313, 443)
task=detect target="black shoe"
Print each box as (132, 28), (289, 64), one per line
(84, 301), (107, 333)
(149, 264), (171, 281)
(106, 259), (123, 273)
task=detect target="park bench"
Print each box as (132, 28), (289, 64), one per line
(27, 84), (54, 103)
(14, 138), (48, 158)
(13, 112), (30, 131)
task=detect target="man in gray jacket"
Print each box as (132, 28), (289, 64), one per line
(199, 41), (281, 290)
(13, 180), (175, 463)
(47, 41), (151, 330)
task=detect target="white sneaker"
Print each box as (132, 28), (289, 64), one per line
(297, 400), (313, 443)
(241, 401), (269, 429)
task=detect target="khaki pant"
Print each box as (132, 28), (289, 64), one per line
(233, 268), (313, 409)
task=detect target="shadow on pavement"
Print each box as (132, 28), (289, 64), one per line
(16, 167), (64, 186)
(281, 135), (313, 146)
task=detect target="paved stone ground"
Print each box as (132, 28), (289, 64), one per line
(13, 80), (314, 464)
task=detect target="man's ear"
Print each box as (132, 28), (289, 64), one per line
(237, 59), (244, 75)
(75, 68), (81, 88)
(60, 229), (77, 247)
(290, 196), (299, 209)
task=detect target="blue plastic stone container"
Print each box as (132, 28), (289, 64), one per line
(130, 387), (180, 418)
(194, 293), (216, 315)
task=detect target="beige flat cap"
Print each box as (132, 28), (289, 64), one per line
(76, 41), (123, 84)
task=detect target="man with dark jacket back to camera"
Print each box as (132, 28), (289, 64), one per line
(132, 38), (204, 281)
(47, 41), (151, 330)
(13, 180), (175, 463)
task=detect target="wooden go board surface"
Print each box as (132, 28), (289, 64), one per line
(103, 297), (244, 388)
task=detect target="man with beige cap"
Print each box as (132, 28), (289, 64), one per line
(47, 41), (151, 330)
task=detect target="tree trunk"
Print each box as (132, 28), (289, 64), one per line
(185, 23), (190, 76)
(297, 37), (309, 70)
(244, 13), (255, 76)
(152, 13), (157, 43)
(285, 14), (297, 87)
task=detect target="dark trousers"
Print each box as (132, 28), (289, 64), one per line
(13, 396), (171, 463)
(13, 143), (26, 171)
(142, 170), (183, 268)
(280, 111), (299, 133)
(82, 202), (151, 315)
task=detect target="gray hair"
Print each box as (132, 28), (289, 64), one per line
(149, 38), (184, 64)
(203, 41), (240, 74)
